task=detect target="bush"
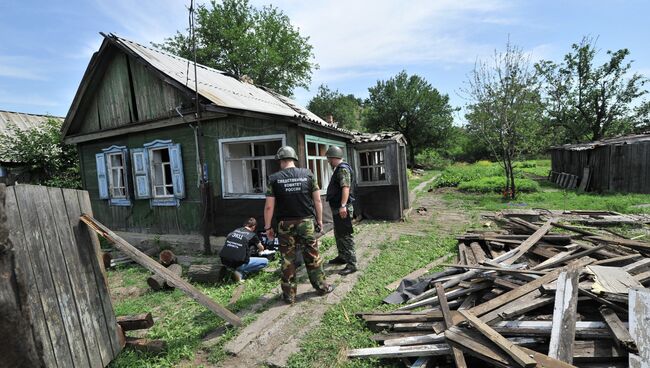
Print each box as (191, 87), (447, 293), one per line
(458, 177), (540, 193)
(415, 149), (451, 170)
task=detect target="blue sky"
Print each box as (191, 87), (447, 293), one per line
(1, 0), (649, 122)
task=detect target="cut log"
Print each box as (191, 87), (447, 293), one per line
(116, 313), (154, 331)
(159, 249), (177, 267)
(188, 263), (226, 284)
(79, 214), (242, 327)
(147, 263), (182, 291)
(125, 337), (167, 355)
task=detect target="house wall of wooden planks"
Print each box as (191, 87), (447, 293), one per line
(4, 184), (122, 367)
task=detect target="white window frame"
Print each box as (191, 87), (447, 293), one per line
(357, 148), (389, 185)
(305, 135), (347, 195)
(106, 152), (127, 199)
(218, 134), (286, 199)
(149, 146), (175, 199)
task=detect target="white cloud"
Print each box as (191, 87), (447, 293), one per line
(0, 56), (47, 80)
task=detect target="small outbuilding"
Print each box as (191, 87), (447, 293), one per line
(550, 133), (650, 193)
(62, 33), (410, 236)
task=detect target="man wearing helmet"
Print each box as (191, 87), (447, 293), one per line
(325, 146), (357, 275)
(264, 146), (335, 304)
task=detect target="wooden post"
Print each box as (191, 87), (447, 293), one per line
(80, 214), (242, 327)
(629, 287), (650, 367)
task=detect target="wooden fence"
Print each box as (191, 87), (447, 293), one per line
(3, 184), (122, 367)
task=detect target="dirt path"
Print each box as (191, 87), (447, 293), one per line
(213, 176), (471, 367)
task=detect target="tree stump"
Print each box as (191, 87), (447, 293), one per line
(159, 249), (177, 267)
(188, 263), (226, 284)
(147, 263), (182, 291)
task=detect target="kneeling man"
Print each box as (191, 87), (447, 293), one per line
(219, 218), (269, 281)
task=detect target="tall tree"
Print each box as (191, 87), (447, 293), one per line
(536, 36), (649, 142)
(155, 0), (317, 96)
(307, 85), (364, 131)
(464, 41), (545, 199)
(364, 71), (455, 166)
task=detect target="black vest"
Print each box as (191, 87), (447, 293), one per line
(269, 167), (316, 220)
(326, 162), (356, 206)
(219, 227), (256, 267)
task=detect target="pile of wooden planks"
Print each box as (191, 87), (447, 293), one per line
(350, 213), (650, 367)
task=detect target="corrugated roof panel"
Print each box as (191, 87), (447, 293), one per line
(112, 35), (329, 123)
(551, 133), (650, 151)
(0, 110), (62, 135)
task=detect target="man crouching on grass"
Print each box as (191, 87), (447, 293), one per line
(219, 218), (269, 282)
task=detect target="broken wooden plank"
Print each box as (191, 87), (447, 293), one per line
(79, 214), (242, 327)
(629, 287), (650, 368)
(458, 309), (537, 367)
(502, 218), (555, 266)
(532, 243), (608, 270)
(445, 327), (512, 368)
(579, 288), (627, 314)
(622, 258), (650, 274)
(548, 269), (580, 363)
(116, 313), (154, 331)
(435, 283), (467, 368)
(385, 254), (450, 291)
(443, 263), (548, 275)
(599, 307), (637, 353)
(517, 346), (578, 368)
(469, 257), (592, 318)
(586, 236), (650, 253)
(400, 282), (492, 310)
(347, 344), (451, 359)
(228, 283), (246, 306)
(587, 265), (642, 295)
(469, 242), (486, 264)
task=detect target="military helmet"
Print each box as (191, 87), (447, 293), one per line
(325, 145), (344, 159)
(276, 146), (299, 161)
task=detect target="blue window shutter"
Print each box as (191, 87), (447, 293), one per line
(130, 148), (151, 199)
(170, 143), (185, 199)
(95, 153), (109, 199)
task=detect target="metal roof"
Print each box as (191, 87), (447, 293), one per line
(351, 131), (405, 144)
(550, 133), (650, 151)
(108, 34), (343, 132)
(0, 110), (62, 135)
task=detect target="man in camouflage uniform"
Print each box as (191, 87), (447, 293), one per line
(264, 146), (335, 304)
(325, 146), (357, 275)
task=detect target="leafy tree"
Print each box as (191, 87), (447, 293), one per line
(536, 36), (649, 142)
(464, 41), (545, 199)
(155, 0), (316, 96)
(0, 118), (80, 188)
(307, 85), (364, 131)
(364, 71), (455, 166)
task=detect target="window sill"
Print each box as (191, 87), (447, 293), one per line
(109, 198), (132, 206)
(222, 194), (266, 200)
(150, 198), (180, 207)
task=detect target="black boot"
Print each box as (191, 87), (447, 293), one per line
(339, 264), (357, 275)
(328, 256), (346, 265)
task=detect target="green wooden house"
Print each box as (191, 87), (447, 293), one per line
(62, 33), (409, 235)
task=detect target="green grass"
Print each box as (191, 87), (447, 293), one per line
(407, 169), (440, 191)
(443, 188), (650, 214)
(457, 176), (540, 193)
(108, 260), (282, 368)
(286, 232), (457, 368)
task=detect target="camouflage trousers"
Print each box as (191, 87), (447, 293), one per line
(278, 218), (328, 300)
(332, 204), (356, 267)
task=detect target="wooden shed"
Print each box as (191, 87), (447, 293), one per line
(350, 132), (409, 220)
(550, 133), (650, 193)
(61, 33), (410, 236)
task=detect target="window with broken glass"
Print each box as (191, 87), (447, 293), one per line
(107, 152), (127, 198)
(150, 147), (174, 198)
(305, 136), (346, 193)
(358, 149), (387, 182)
(221, 136), (284, 198)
